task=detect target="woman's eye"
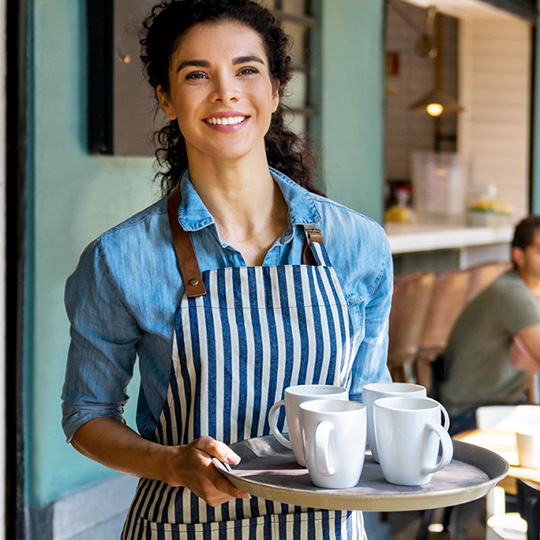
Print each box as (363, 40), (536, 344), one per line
(185, 72), (207, 81)
(238, 67), (259, 76)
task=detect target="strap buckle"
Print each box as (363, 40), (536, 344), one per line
(304, 225), (324, 243)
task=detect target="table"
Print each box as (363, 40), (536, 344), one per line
(454, 429), (540, 485)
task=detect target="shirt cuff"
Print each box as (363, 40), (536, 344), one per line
(62, 402), (125, 443)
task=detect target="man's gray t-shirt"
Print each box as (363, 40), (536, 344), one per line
(440, 271), (540, 416)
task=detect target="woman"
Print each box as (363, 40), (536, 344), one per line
(62, 0), (393, 538)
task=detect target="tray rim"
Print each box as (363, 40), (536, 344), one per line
(215, 437), (509, 512)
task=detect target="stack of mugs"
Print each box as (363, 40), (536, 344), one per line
(268, 382), (453, 489)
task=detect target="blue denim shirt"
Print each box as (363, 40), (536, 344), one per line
(62, 168), (393, 442)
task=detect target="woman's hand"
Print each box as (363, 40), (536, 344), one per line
(163, 436), (250, 507)
(71, 419), (250, 508)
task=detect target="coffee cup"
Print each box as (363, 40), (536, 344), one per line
(363, 382), (427, 462)
(268, 385), (348, 466)
(300, 399), (367, 488)
(373, 396), (453, 486)
(516, 429), (540, 469)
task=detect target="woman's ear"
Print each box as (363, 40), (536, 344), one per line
(156, 85), (177, 120)
(271, 80), (280, 113)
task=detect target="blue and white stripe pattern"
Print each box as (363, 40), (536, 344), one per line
(121, 240), (365, 539)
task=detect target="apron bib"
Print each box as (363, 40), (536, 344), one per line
(121, 188), (365, 539)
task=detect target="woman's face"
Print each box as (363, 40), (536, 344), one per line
(157, 21), (279, 163)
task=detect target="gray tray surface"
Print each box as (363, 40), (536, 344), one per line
(213, 435), (508, 511)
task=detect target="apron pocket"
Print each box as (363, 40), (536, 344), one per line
(137, 514), (271, 539)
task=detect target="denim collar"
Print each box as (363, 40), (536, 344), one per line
(177, 167), (321, 232)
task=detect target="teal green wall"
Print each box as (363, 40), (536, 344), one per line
(26, 0), (386, 506)
(312, 0), (384, 223)
(28, 0), (156, 505)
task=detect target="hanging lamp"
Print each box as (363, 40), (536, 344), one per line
(408, 5), (463, 117)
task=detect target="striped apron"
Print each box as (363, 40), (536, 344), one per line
(121, 188), (366, 539)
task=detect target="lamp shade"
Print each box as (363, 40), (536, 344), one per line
(409, 89), (464, 117)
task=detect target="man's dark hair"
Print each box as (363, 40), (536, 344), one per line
(512, 216), (540, 250)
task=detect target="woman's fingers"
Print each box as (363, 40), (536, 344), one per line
(209, 463), (250, 500)
(180, 437), (250, 504)
(194, 436), (241, 465)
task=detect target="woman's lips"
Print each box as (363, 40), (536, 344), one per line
(203, 116), (250, 132)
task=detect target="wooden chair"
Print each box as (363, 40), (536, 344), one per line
(464, 261), (509, 305)
(387, 271), (435, 383)
(517, 479), (540, 540)
(416, 269), (471, 393)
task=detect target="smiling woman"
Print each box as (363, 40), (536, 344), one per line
(61, 1), (394, 539)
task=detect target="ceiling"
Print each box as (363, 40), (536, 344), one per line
(401, 0), (525, 21)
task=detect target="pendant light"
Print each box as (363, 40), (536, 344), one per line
(409, 89), (464, 117)
(408, 5), (463, 117)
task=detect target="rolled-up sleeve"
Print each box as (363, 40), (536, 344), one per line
(62, 238), (142, 442)
(349, 235), (393, 401)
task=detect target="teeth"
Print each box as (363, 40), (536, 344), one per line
(207, 116), (246, 125)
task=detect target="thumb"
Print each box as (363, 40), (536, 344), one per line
(194, 436), (242, 465)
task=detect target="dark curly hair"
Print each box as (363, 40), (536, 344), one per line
(140, 0), (321, 196)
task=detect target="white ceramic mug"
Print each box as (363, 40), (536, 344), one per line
(373, 396), (453, 486)
(516, 429), (540, 469)
(268, 385), (348, 466)
(300, 399), (367, 488)
(363, 382), (427, 462)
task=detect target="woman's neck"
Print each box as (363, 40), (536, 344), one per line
(186, 147), (289, 246)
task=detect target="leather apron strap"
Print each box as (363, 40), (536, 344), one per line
(167, 186), (324, 297)
(302, 225), (324, 266)
(167, 187), (207, 298)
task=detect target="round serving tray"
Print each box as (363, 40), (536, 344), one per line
(213, 435), (509, 512)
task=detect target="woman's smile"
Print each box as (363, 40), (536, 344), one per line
(203, 111), (251, 132)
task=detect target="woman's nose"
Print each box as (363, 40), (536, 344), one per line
(209, 74), (240, 104)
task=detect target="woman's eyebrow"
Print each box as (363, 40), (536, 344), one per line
(233, 55), (265, 65)
(176, 59), (210, 73)
(176, 55), (265, 73)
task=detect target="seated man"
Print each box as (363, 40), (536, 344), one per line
(440, 216), (540, 435)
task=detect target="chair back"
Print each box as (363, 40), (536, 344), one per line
(517, 479), (540, 540)
(476, 406), (521, 429)
(418, 269), (470, 356)
(465, 262), (509, 305)
(476, 405), (540, 429)
(387, 271), (434, 381)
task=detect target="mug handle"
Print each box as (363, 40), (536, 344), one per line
(268, 400), (292, 449)
(422, 421), (454, 475)
(424, 397), (451, 431)
(439, 403), (450, 431)
(314, 421), (335, 476)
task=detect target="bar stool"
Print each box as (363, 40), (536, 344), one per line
(387, 271), (435, 383)
(416, 269), (471, 394)
(517, 479), (540, 540)
(465, 262), (509, 305)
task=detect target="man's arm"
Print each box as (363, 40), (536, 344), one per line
(513, 325), (540, 371)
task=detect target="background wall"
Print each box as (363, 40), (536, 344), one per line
(458, 17), (531, 219)
(26, 0), (386, 511)
(28, 0), (156, 507)
(312, 0), (385, 223)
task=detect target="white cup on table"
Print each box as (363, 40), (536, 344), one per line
(516, 429), (540, 469)
(268, 384), (348, 466)
(300, 399), (367, 488)
(363, 382), (427, 462)
(373, 396), (453, 486)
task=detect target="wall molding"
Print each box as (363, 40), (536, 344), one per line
(27, 475), (137, 540)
